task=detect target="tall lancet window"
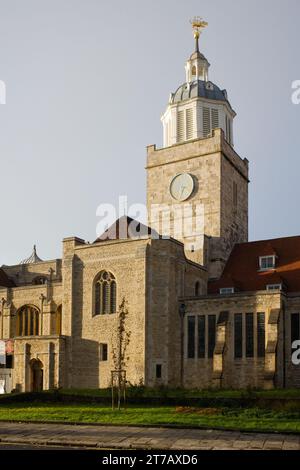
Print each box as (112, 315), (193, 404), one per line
(94, 271), (117, 315)
(17, 305), (40, 336)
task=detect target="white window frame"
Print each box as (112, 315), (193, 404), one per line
(220, 287), (235, 295)
(266, 284), (282, 291)
(259, 255), (276, 271)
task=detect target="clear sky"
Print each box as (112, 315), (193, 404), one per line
(0, 0), (299, 265)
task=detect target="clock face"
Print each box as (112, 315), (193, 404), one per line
(170, 173), (195, 201)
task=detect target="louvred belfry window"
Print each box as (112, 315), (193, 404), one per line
(186, 108), (194, 140)
(177, 110), (185, 142)
(211, 108), (219, 129)
(203, 107), (211, 137)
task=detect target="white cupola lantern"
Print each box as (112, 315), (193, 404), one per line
(161, 18), (236, 148)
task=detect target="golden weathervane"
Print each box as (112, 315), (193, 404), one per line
(190, 16), (208, 40)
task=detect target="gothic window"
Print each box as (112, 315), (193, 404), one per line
(234, 313), (243, 359)
(187, 316), (196, 359)
(110, 280), (117, 313)
(246, 313), (254, 358)
(257, 312), (265, 357)
(17, 305), (39, 336)
(197, 315), (206, 358)
(94, 271), (117, 315)
(234, 312), (265, 359)
(208, 315), (216, 358)
(186, 315), (216, 359)
(95, 282), (101, 314)
(191, 65), (196, 77)
(195, 281), (200, 296)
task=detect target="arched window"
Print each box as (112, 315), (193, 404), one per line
(191, 65), (197, 76)
(17, 305), (39, 336)
(55, 305), (62, 335)
(94, 271), (117, 315)
(195, 281), (200, 297)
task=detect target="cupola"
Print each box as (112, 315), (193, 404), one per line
(161, 18), (236, 148)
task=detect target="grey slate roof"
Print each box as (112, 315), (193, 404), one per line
(171, 79), (229, 104)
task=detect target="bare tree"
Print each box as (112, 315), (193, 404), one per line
(111, 297), (131, 410)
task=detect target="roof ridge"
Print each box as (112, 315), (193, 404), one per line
(234, 234), (300, 247)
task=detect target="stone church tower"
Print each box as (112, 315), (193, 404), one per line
(147, 18), (249, 279)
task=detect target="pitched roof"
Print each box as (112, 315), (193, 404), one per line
(94, 216), (158, 243)
(0, 268), (15, 288)
(208, 235), (300, 294)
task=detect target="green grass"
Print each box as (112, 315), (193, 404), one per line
(59, 387), (300, 399)
(0, 388), (299, 434)
(0, 402), (300, 434)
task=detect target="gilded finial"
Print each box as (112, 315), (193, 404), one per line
(190, 17), (208, 52)
(190, 16), (208, 39)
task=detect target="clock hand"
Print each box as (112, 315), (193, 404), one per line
(180, 185), (186, 198)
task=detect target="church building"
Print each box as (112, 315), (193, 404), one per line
(0, 19), (300, 393)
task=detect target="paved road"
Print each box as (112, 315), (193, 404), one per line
(0, 421), (299, 450)
(0, 443), (76, 450)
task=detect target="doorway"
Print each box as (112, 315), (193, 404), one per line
(30, 359), (43, 392)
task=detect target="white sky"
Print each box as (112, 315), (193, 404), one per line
(0, 0), (299, 264)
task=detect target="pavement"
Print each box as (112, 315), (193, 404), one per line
(0, 443), (76, 450)
(0, 422), (299, 450)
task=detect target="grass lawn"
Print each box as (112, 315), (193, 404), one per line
(59, 387), (300, 399)
(0, 402), (300, 433)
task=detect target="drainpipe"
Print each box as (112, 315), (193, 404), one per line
(0, 298), (6, 339)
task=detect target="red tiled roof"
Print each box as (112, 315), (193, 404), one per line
(94, 216), (158, 243)
(0, 268), (15, 288)
(208, 235), (300, 294)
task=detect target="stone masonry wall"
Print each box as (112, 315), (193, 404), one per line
(146, 129), (248, 279)
(182, 291), (283, 389)
(62, 237), (149, 389)
(145, 238), (207, 387)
